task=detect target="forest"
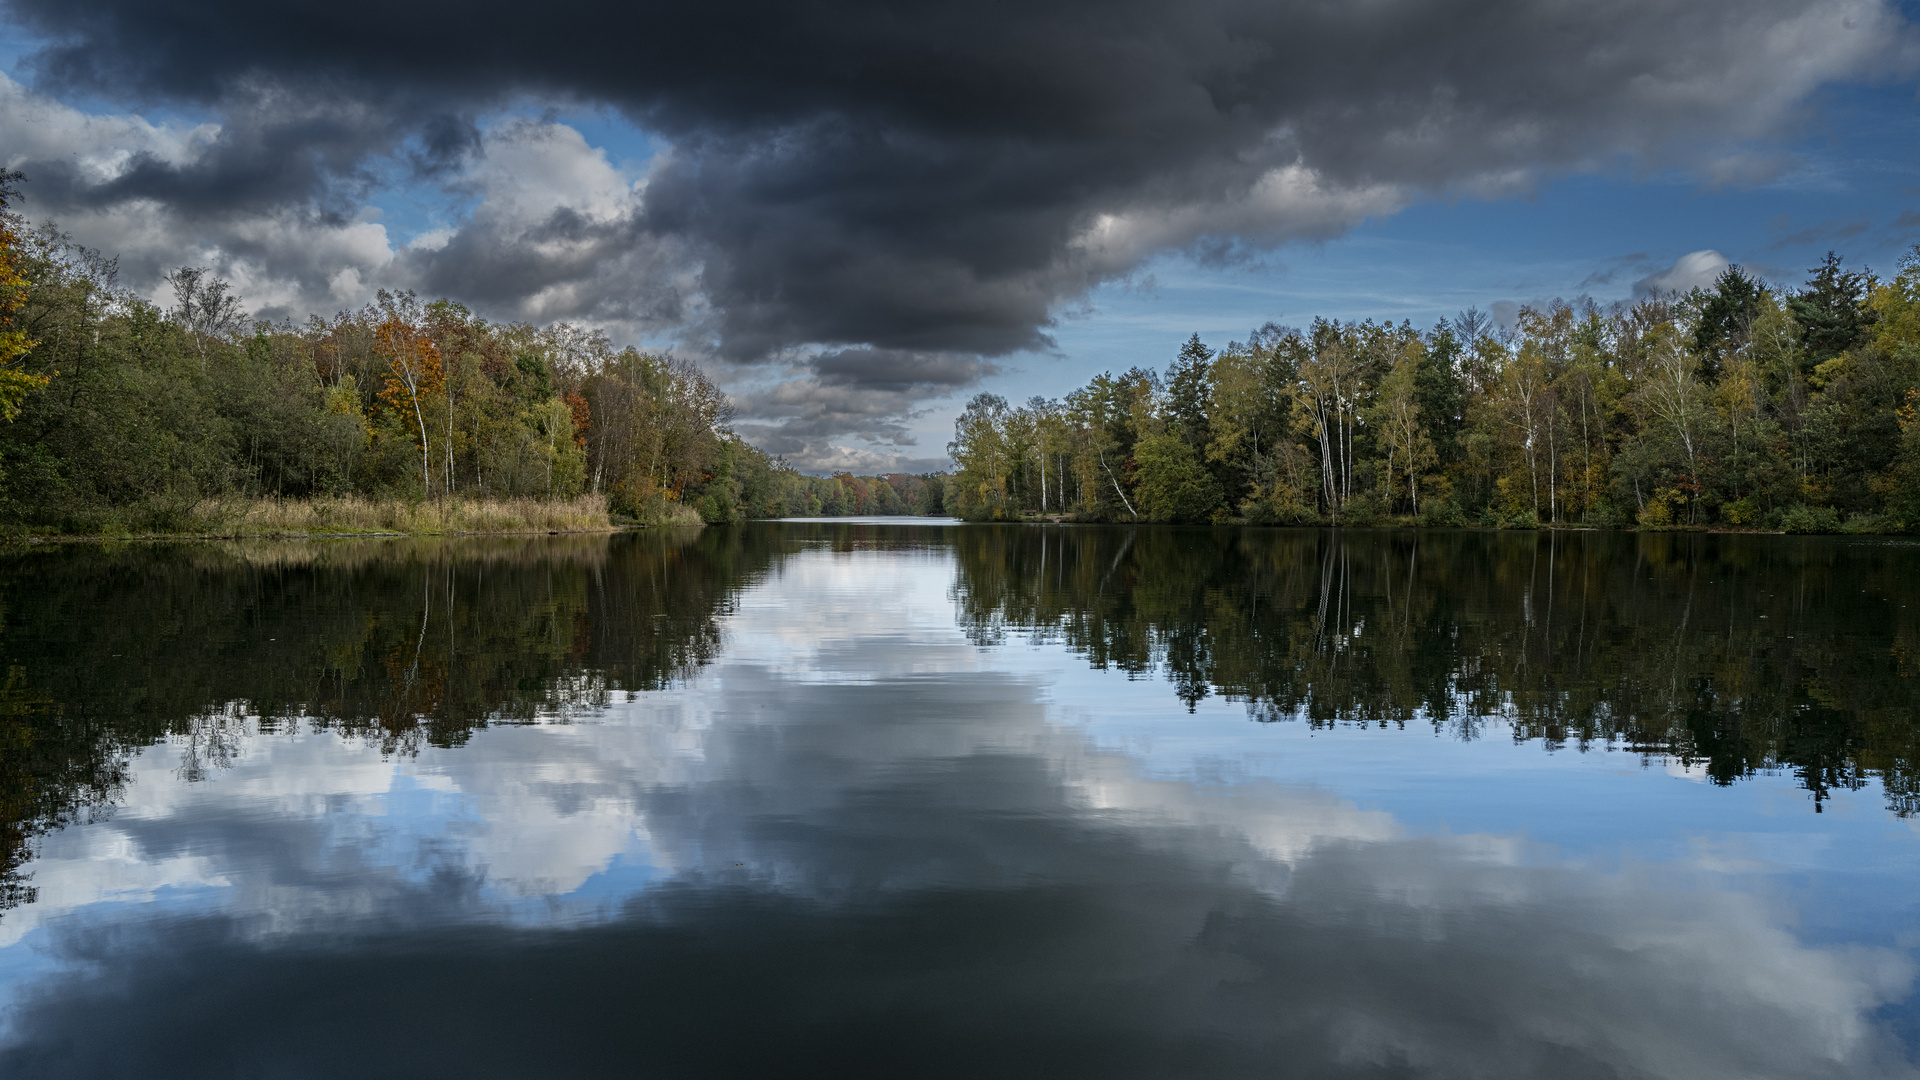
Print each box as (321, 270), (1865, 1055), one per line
(0, 171), (944, 532)
(948, 249), (1920, 531)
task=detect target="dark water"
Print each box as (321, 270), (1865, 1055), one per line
(1, 523), (1918, 1078)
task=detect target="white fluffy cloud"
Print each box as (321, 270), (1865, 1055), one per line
(1636, 249), (1733, 296)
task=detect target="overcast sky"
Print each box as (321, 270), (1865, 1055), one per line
(2, 0), (1917, 473)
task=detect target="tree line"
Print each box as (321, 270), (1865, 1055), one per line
(0, 171), (946, 531)
(948, 250), (1920, 530)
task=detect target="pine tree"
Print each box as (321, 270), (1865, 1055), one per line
(1789, 252), (1874, 366)
(1165, 333), (1214, 451)
(1694, 264), (1765, 381)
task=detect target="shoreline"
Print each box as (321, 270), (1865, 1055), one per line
(5, 525), (644, 545)
(4, 500), (1902, 543)
(0, 494), (640, 543)
(14, 519), (1890, 544)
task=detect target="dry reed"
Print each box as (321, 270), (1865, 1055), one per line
(200, 494), (620, 536)
(2, 493), (728, 540)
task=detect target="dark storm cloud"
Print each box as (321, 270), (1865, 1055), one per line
(809, 347), (996, 393)
(397, 192), (691, 328)
(0, 80), (480, 312)
(24, 96), (386, 219)
(1, 0), (1910, 458)
(724, 347), (998, 462)
(10, 0), (1911, 340)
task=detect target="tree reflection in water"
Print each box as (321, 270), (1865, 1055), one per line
(0, 527), (792, 909)
(951, 526), (1920, 814)
(5, 523), (1917, 917)
(0, 524), (1915, 1079)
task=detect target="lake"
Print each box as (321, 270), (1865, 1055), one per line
(0, 522), (1916, 1078)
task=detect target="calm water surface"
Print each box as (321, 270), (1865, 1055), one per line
(1, 522), (1918, 1078)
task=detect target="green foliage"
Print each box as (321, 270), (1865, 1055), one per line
(1790, 252), (1875, 366)
(1418, 499), (1468, 528)
(1163, 333), (1214, 451)
(1693, 264), (1765, 379)
(945, 244), (1920, 529)
(1131, 433), (1225, 523)
(0, 219), (953, 529)
(1778, 505), (1841, 534)
(9, 170), (1920, 535)
(0, 170), (47, 426)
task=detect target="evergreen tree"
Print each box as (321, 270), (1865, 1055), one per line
(1694, 264), (1765, 381)
(1165, 333), (1214, 451)
(1416, 324), (1466, 464)
(1790, 252), (1874, 367)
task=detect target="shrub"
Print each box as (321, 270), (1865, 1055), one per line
(1721, 496), (1763, 526)
(1780, 505), (1842, 534)
(1340, 492), (1384, 526)
(1841, 512), (1896, 535)
(1585, 501), (1629, 529)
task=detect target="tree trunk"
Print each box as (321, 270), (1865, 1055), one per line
(410, 388), (431, 498)
(1099, 448), (1137, 519)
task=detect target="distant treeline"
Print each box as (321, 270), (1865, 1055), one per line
(0, 171), (946, 532)
(950, 250), (1920, 531)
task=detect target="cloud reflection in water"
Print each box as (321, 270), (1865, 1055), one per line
(0, 541), (1913, 1079)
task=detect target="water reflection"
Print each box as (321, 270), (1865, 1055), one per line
(0, 525), (1915, 1078)
(0, 528), (790, 909)
(954, 526), (1920, 813)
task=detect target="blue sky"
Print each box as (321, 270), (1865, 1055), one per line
(988, 78), (1920, 423)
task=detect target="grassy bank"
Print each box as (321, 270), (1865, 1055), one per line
(1, 494), (662, 539)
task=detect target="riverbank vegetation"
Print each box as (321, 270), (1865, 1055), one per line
(47, 494), (632, 539)
(948, 250), (1920, 531)
(0, 171), (947, 535)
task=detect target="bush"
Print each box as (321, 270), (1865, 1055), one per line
(1721, 495), (1763, 526)
(1841, 512), (1896, 535)
(1780, 505), (1842, 534)
(1585, 501), (1629, 529)
(1243, 498), (1318, 526)
(1339, 492), (1384, 526)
